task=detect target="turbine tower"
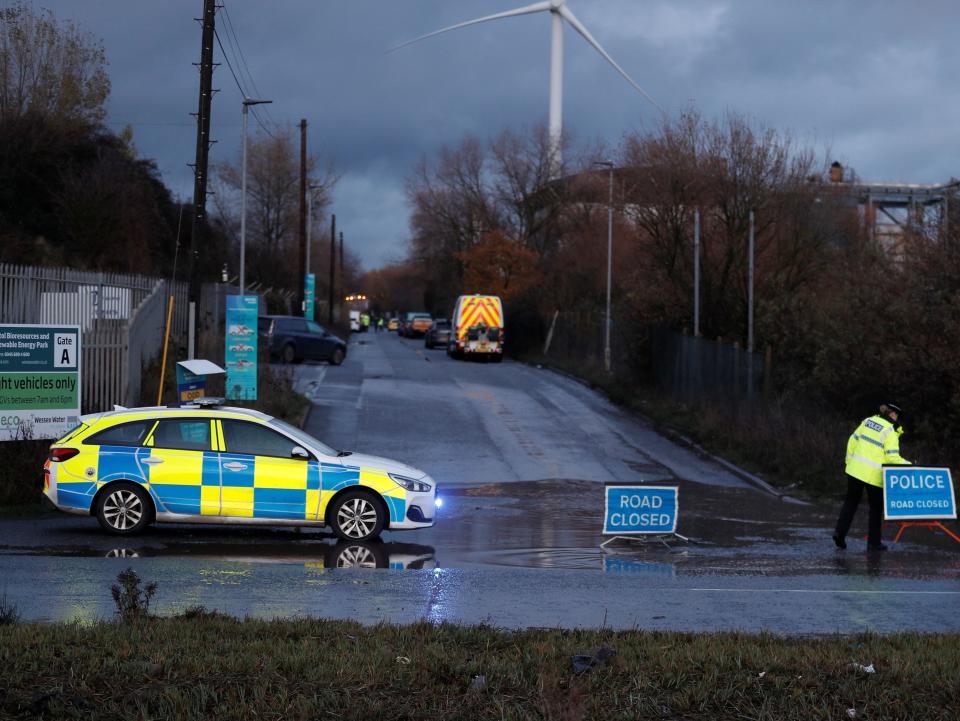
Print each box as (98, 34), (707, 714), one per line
(393, 0), (662, 177)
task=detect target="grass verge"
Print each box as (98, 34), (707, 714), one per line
(0, 618), (956, 720)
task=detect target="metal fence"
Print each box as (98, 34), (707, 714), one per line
(0, 263), (187, 412)
(650, 328), (768, 403)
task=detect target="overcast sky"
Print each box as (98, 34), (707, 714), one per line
(36, 0), (960, 271)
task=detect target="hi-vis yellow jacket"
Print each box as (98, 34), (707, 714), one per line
(845, 415), (910, 487)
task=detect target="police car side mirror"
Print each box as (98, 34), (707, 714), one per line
(291, 446), (310, 460)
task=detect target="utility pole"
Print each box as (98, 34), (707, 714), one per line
(187, 0), (217, 356)
(747, 210), (755, 354)
(339, 230), (344, 293)
(693, 208), (701, 337)
(298, 119), (307, 311)
(328, 214), (336, 325)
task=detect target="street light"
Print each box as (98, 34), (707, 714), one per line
(239, 97), (272, 295)
(594, 160), (614, 373)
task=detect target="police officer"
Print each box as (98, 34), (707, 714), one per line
(833, 402), (910, 551)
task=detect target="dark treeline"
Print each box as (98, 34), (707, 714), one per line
(370, 111), (960, 486)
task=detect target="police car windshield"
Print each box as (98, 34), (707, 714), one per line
(271, 418), (336, 457)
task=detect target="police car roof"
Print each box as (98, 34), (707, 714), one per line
(79, 405), (273, 424)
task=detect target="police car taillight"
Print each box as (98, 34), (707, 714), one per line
(48, 448), (79, 462)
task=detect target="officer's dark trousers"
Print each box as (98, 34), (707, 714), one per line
(834, 474), (883, 546)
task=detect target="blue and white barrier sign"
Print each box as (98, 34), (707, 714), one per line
(603, 485), (678, 535)
(883, 467), (956, 521)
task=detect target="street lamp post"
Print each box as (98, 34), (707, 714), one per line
(594, 160), (614, 373)
(239, 97), (272, 294)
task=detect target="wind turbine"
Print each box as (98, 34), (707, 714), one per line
(392, 0), (662, 177)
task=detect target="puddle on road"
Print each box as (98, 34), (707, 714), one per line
(5, 479), (959, 578)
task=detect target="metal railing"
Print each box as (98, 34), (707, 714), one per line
(0, 263), (188, 412)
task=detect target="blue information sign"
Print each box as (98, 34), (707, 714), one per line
(304, 273), (315, 321)
(883, 467), (956, 521)
(225, 294), (258, 400)
(603, 485), (678, 535)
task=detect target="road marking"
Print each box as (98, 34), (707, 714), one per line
(680, 588), (960, 595)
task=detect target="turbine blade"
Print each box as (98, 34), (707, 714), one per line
(559, 5), (664, 115)
(389, 1), (553, 53)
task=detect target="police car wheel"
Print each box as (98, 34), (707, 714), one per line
(97, 482), (152, 535)
(331, 491), (385, 541)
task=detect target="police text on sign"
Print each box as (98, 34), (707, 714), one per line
(883, 467), (956, 521)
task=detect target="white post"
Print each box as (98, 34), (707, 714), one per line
(548, 9), (564, 177)
(604, 164), (613, 373)
(239, 102), (249, 294)
(747, 210), (755, 354)
(187, 301), (196, 360)
(693, 208), (701, 337)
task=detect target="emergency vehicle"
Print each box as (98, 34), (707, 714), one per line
(42, 402), (439, 541)
(448, 294), (504, 361)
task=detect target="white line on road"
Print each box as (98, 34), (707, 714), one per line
(681, 588), (960, 595)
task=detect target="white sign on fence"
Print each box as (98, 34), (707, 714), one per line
(0, 324), (82, 441)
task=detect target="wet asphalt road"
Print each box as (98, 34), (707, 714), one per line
(2, 331), (959, 633)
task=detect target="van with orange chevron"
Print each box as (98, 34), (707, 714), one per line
(448, 294), (504, 361)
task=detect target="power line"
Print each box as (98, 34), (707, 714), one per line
(213, 26), (277, 139)
(220, 0), (282, 133)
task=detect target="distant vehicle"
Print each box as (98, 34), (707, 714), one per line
(228, 344), (254, 353)
(403, 312), (433, 337)
(349, 310), (361, 332)
(387, 318), (400, 332)
(42, 404), (438, 540)
(449, 295), (504, 361)
(425, 319), (452, 349)
(258, 315), (347, 365)
(228, 324), (254, 337)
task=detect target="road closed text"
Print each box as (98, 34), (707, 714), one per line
(603, 486), (679, 535)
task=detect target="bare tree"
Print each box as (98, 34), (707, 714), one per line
(215, 128), (337, 290)
(0, 2), (109, 123)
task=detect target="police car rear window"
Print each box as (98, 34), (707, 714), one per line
(84, 420), (154, 447)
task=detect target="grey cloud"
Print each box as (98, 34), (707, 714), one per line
(33, 0), (960, 268)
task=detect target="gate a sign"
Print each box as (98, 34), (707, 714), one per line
(603, 484), (678, 535)
(883, 467), (956, 521)
(0, 324), (81, 441)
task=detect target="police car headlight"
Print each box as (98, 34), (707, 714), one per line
(389, 473), (433, 493)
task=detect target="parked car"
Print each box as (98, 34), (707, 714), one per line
(387, 318), (400, 332)
(259, 315), (346, 365)
(425, 319), (452, 349)
(399, 311), (425, 337)
(404, 312), (433, 337)
(42, 403), (439, 540)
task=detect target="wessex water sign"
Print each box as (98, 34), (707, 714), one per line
(883, 467), (956, 521)
(0, 324), (81, 441)
(603, 485), (678, 535)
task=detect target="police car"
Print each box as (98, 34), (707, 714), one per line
(42, 401), (439, 540)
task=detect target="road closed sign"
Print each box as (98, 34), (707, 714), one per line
(883, 467), (956, 521)
(603, 484), (678, 535)
(0, 324), (81, 441)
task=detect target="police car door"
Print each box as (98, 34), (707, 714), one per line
(144, 418), (219, 517)
(218, 419), (317, 520)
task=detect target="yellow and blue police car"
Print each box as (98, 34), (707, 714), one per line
(42, 401), (438, 540)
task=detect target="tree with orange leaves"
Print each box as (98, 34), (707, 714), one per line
(458, 231), (541, 302)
